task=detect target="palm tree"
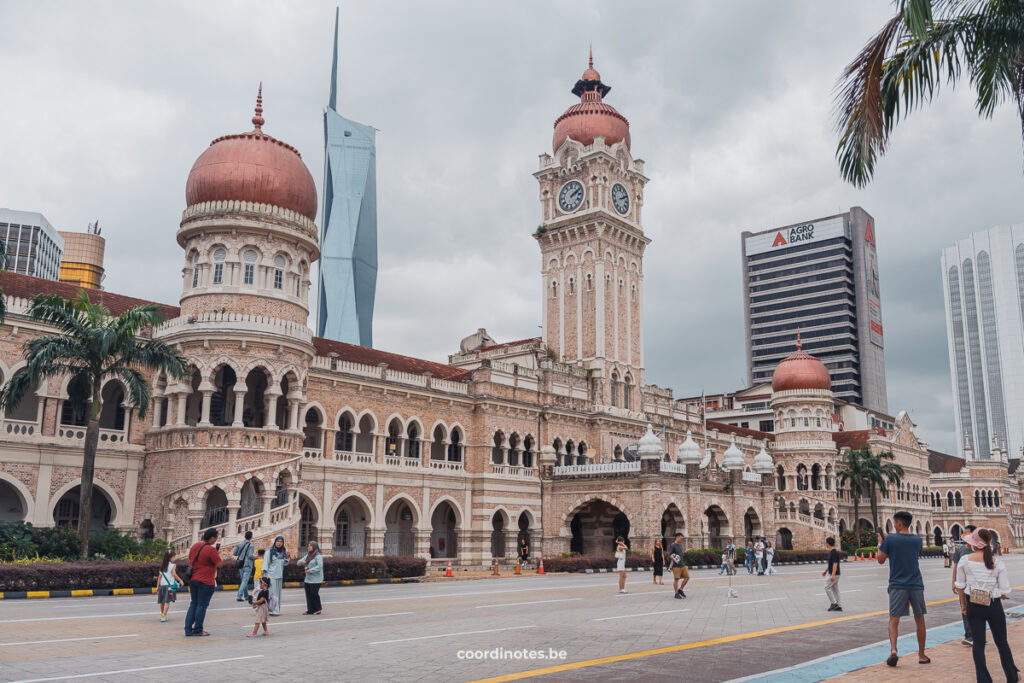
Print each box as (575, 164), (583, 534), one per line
(838, 446), (871, 535)
(0, 291), (185, 556)
(834, 0), (1024, 186)
(863, 450), (906, 531)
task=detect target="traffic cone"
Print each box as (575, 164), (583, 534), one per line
(492, 560), (500, 576)
(445, 560), (453, 577)
(515, 560), (521, 575)
(538, 558), (544, 574)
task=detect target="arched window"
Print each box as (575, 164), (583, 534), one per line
(623, 375), (632, 410)
(585, 273), (592, 291)
(975, 490), (981, 507)
(995, 490), (1000, 507)
(955, 491), (963, 507)
(242, 249), (258, 285)
(551, 279), (558, 298)
(212, 247), (226, 285)
(295, 269), (302, 297)
(406, 422), (420, 458)
(273, 255), (286, 290)
(567, 277), (575, 295)
(947, 491), (954, 507)
(776, 465), (785, 491)
(610, 373), (619, 407)
(987, 490), (994, 507)
(191, 253), (200, 287)
(336, 413), (354, 452)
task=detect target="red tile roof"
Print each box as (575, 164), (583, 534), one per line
(313, 337), (470, 381)
(0, 271), (180, 320)
(928, 449), (966, 474)
(706, 420), (774, 441)
(477, 337), (541, 352)
(832, 430), (873, 451)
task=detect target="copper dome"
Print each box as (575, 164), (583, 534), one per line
(185, 87), (318, 221)
(772, 338), (831, 393)
(552, 52), (630, 152)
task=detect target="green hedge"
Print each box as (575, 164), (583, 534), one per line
(0, 522), (168, 562)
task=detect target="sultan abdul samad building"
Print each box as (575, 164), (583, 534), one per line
(1, 57), (1021, 562)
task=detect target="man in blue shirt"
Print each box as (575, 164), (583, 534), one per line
(877, 510), (928, 667)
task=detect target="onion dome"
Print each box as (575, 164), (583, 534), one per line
(185, 85), (318, 221)
(722, 437), (745, 471)
(753, 443), (774, 474)
(771, 333), (831, 393)
(677, 430), (701, 465)
(637, 424), (663, 459)
(552, 49), (630, 152)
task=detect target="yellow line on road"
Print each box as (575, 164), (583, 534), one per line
(468, 594), (971, 683)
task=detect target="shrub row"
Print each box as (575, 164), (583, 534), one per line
(0, 555), (427, 592)
(0, 522), (169, 562)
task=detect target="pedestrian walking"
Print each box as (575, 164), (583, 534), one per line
(247, 576), (271, 637)
(724, 541), (737, 576)
(765, 542), (776, 575)
(651, 539), (665, 585)
(745, 541), (755, 575)
(823, 536), (841, 612)
(944, 539), (952, 568)
(953, 525), (979, 647)
(520, 537), (530, 565)
(298, 541), (324, 615)
(233, 530), (255, 602)
(254, 548), (265, 583)
(184, 528), (222, 637)
(668, 532), (689, 599)
(955, 528), (1019, 683)
(877, 511), (929, 667)
(157, 549), (181, 622)
(263, 535), (288, 617)
(615, 537), (628, 594)
(755, 537), (766, 575)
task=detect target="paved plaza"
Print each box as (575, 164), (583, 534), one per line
(0, 556), (1022, 682)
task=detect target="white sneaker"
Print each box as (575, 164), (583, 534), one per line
(618, 589), (627, 594)
(160, 616), (167, 622)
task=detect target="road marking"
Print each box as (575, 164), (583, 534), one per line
(8, 655), (264, 683)
(820, 589), (862, 595)
(370, 625), (534, 645)
(467, 594), (975, 683)
(248, 611), (412, 626)
(475, 598), (582, 609)
(0, 634), (138, 647)
(593, 608), (692, 621)
(723, 597), (786, 607)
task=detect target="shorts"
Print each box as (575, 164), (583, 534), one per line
(888, 588), (926, 617)
(157, 585), (176, 604)
(672, 566), (689, 580)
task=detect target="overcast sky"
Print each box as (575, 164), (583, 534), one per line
(2, 1), (1023, 455)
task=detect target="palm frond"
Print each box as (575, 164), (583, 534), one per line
(26, 295), (90, 342)
(109, 365), (151, 418)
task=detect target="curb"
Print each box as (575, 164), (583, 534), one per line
(0, 576), (419, 600)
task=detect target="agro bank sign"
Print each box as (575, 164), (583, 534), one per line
(745, 216), (849, 256)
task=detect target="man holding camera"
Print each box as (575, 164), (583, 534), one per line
(185, 527), (223, 637)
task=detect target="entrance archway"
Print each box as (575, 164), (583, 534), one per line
(567, 499), (629, 554)
(517, 512), (532, 557)
(430, 501), (459, 559)
(298, 495), (318, 548)
(704, 505), (730, 549)
(661, 504), (685, 550)
(743, 508), (761, 542)
(201, 487), (228, 528)
(53, 485), (113, 532)
(491, 511), (507, 558)
(383, 499), (416, 556)
(333, 496), (370, 557)
(934, 526), (944, 546)
(776, 527), (793, 550)
(0, 478), (28, 522)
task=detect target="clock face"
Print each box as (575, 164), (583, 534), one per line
(611, 183), (630, 215)
(558, 180), (585, 213)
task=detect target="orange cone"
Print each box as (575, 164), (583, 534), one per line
(538, 558), (544, 574)
(445, 560), (453, 577)
(515, 560), (521, 575)
(492, 560), (500, 576)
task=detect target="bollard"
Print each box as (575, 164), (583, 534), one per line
(515, 560), (521, 575)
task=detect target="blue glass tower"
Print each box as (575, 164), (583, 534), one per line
(316, 8), (377, 346)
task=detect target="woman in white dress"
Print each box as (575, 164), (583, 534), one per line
(615, 537), (628, 594)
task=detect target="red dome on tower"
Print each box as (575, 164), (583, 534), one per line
(772, 335), (832, 392)
(552, 50), (630, 152)
(185, 86), (318, 221)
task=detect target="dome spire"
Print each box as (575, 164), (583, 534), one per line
(252, 82), (265, 131)
(796, 328), (802, 351)
(588, 44), (593, 70)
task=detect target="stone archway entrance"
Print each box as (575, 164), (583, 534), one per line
(298, 495), (318, 548)
(933, 526), (943, 546)
(567, 499), (629, 555)
(661, 504), (685, 550)
(0, 479), (27, 522)
(430, 501), (458, 559)
(333, 496), (370, 557)
(491, 511), (507, 558)
(54, 485), (113, 532)
(704, 505), (730, 549)
(517, 512), (532, 559)
(776, 527), (793, 550)
(384, 499), (416, 556)
(744, 508), (761, 543)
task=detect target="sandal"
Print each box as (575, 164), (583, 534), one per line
(886, 653), (898, 667)
(919, 656), (931, 664)
(246, 632), (259, 638)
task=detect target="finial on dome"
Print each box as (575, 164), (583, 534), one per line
(252, 82), (265, 131)
(796, 328), (802, 351)
(588, 44), (593, 69)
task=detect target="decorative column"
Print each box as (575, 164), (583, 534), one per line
(227, 505), (240, 537)
(287, 390), (303, 432)
(232, 387), (247, 427)
(264, 386), (282, 429)
(198, 381), (215, 427)
(175, 389), (188, 427)
(189, 513), (202, 543)
(151, 396), (164, 428)
(324, 429), (336, 459)
(262, 492), (276, 528)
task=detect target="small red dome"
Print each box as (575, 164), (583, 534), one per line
(553, 52), (630, 152)
(772, 340), (831, 393)
(185, 87), (317, 221)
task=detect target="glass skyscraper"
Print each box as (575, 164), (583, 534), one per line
(941, 224), (1024, 461)
(0, 209), (64, 281)
(315, 8), (377, 346)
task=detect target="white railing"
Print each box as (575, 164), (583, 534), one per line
(554, 461), (640, 476)
(742, 471), (762, 483)
(660, 461), (687, 474)
(180, 199), (318, 240)
(2, 419), (39, 438)
(384, 456), (402, 467)
(490, 465), (537, 477)
(309, 356), (470, 395)
(235, 512), (263, 535)
(303, 447), (323, 460)
(930, 471), (970, 479)
(154, 311), (313, 345)
(430, 460), (465, 471)
(333, 450), (374, 465)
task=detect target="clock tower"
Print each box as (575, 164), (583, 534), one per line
(534, 52), (650, 411)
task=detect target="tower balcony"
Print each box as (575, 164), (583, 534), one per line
(153, 311), (313, 347)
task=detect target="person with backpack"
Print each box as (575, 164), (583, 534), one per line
(184, 528), (222, 637)
(233, 530), (256, 602)
(263, 535), (288, 616)
(157, 549), (181, 622)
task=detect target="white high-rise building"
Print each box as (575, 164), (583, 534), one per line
(941, 224), (1024, 461)
(0, 209), (64, 280)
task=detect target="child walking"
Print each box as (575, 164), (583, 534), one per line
(247, 576), (271, 637)
(157, 550), (181, 622)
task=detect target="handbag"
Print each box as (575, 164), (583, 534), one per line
(969, 589), (992, 606)
(183, 544), (201, 582)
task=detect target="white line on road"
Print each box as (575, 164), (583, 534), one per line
(247, 611), (412, 626)
(593, 608), (692, 621)
(0, 634), (138, 647)
(475, 598), (582, 609)
(370, 625), (535, 645)
(8, 655), (264, 683)
(723, 597), (787, 607)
